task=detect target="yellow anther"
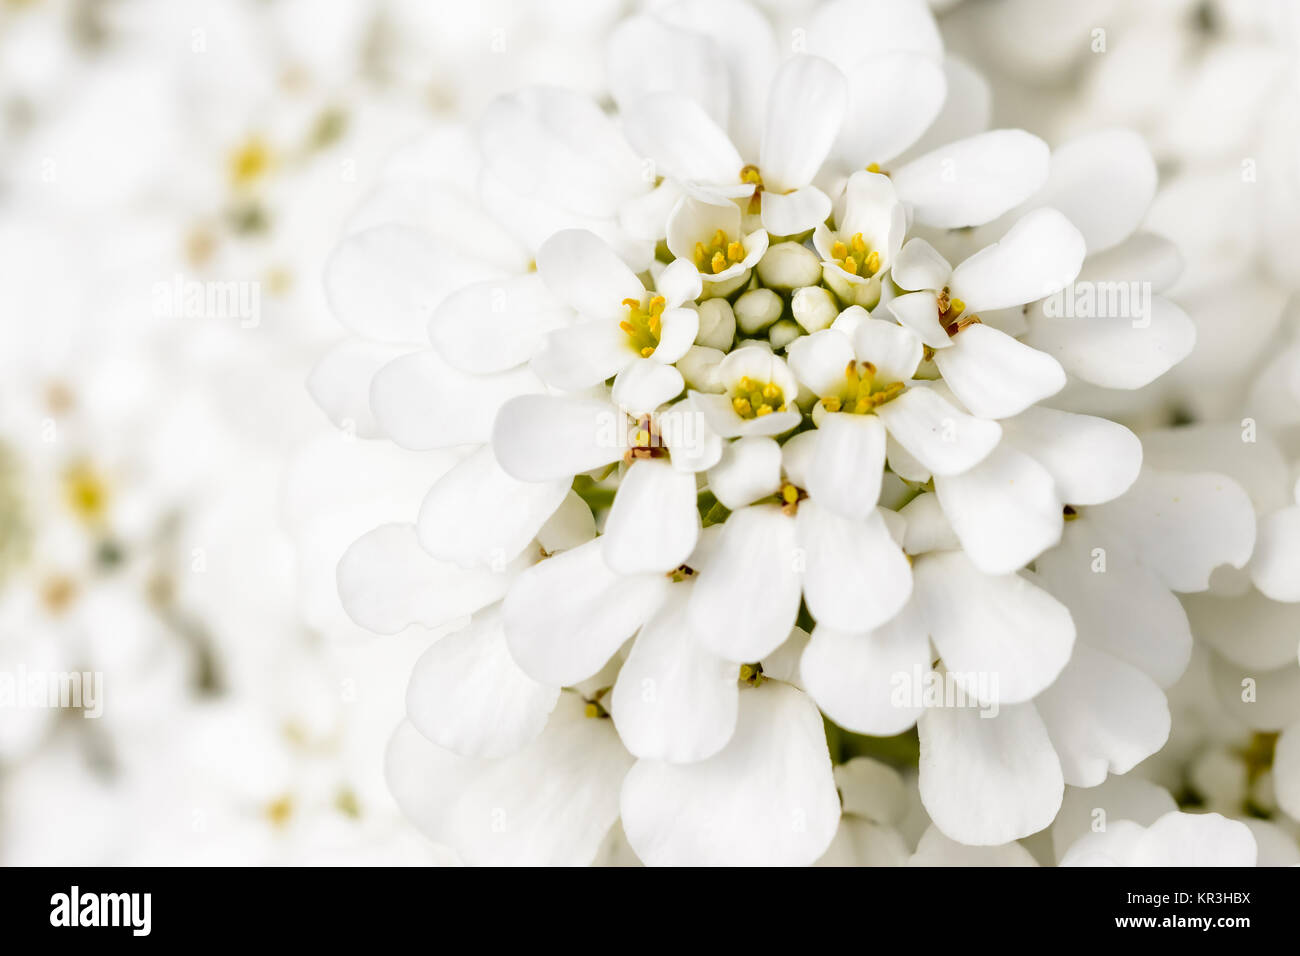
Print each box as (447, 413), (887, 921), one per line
(738, 377), (756, 392)
(648, 295), (666, 315)
(949, 297), (965, 315)
(619, 320), (634, 334)
(64, 463), (108, 524)
(635, 429), (651, 446)
(762, 383), (781, 400)
(740, 165), (763, 186)
(726, 241), (745, 261)
(821, 395), (842, 413)
(711, 251), (727, 274)
(850, 233), (867, 254)
(755, 404), (773, 417)
(739, 664), (755, 681)
(831, 240), (848, 260)
(712, 229), (727, 247)
(781, 484), (800, 505)
(866, 162), (881, 173)
(230, 137), (272, 187)
(694, 242), (707, 267)
(733, 397), (753, 416)
(865, 250), (880, 274)
(622, 298), (640, 309)
(584, 702), (601, 718)
(621, 296), (664, 357)
(640, 346), (655, 357)
(842, 256), (858, 275)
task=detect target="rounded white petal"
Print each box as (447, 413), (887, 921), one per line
(417, 445), (568, 568)
(503, 538), (670, 685)
(918, 701), (1064, 846)
(1035, 644), (1170, 788)
(908, 826), (1038, 867)
(621, 682), (840, 865)
(852, 318), (924, 384)
(934, 325), (1065, 420)
(808, 412), (886, 520)
(892, 130), (1051, 229)
(536, 228), (646, 321)
(760, 184), (834, 236)
(1249, 505), (1300, 603)
(612, 359), (685, 417)
(687, 504), (802, 661)
(874, 385), (1001, 476)
(338, 524), (512, 635)
(429, 274), (570, 374)
(492, 395), (625, 483)
(407, 606), (560, 759)
(891, 237), (952, 292)
(608, 17), (728, 126)
(371, 349), (542, 450)
(610, 585), (739, 763)
(307, 339), (408, 439)
(934, 445), (1063, 574)
(1130, 812), (1257, 867)
(801, 599), (929, 736)
(798, 503), (914, 633)
(949, 208), (1087, 313)
(836, 53), (946, 167)
(999, 406), (1141, 506)
(886, 290), (951, 349)
(621, 91), (743, 186)
(759, 55), (848, 193)
(787, 328), (857, 396)
(602, 458), (701, 574)
(706, 436), (783, 510)
(914, 551), (1074, 705)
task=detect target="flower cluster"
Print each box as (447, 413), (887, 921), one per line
(315, 0), (1282, 865)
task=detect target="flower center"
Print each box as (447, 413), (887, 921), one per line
(693, 229), (747, 275)
(778, 481), (806, 515)
(620, 295), (666, 358)
(820, 360), (904, 414)
(739, 164), (764, 214)
(739, 662), (766, 686)
(829, 233), (880, 277)
(731, 376), (788, 419)
(63, 463), (108, 525)
(937, 288), (979, 337)
(230, 136), (273, 188)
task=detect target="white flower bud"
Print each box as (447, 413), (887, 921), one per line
(756, 242), (822, 290)
(676, 345), (726, 392)
(733, 288), (784, 334)
(768, 318), (801, 350)
(791, 286), (838, 333)
(695, 299), (736, 351)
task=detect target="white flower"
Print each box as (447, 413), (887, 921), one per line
(1060, 810), (1257, 867)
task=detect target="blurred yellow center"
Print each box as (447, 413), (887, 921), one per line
(63, 463), (108, 524)
(230, 137), (273, 187)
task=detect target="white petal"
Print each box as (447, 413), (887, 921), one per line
(656, 256), (704, 307)
(417, 445), (568, 568)
(918, 701), (1064, 845)
(835, 53), (946, 167)
(891, 237), (952, 292)
(610, 585), (739, 763)
(935, 444), (1063, 575)
(807, 0), (943, 69)
(502, 538), (670, 686)
(480, 87), (647, 219)
(658, 398), (724, 472)
(620, 682), (840, 865)
(307, 339), (408, 438)
(1023, 295), (1196, 389)
(621, 91), (743, 186)
(492, 395), (625, 483)
(608, 16), (728, 127)
(687, 504), (802, 661)
(787, 328), (857, 396)
(537, 491), (598, 555)
(428, 274), (570, 374)
(665, 194), (743, 264)
(760, 184), (834, 236)
(1085, 468), (1256, 593)
(852, 317), (924, 383)
(536, 228), (646, 321)
(934, 324), (1066, 419)
(1182, 588), (1300, 672)
(612, 359), (685, 417)
(892, 130), (1050, 229)
(834, 756), (908, 824)
(325, 224), (502, 344)
(706, 436), (783, 510)
(407, 606), (560, 759)
(1035, 644), (1170, 787)
(886, 290), (951, 349)
(808, 412), (886, 519)
(999, 406), (1141, 505)
(387, 701), (631, 866)
(874, 386), (1001, 476)
(371, 349), (542, 450)
(759, 55), (848, 192)
(798, 502), (913, 632)
(602, 458), (701, 574)
(1249, 505), (1300, 602)
(950, 208), (1087, 312)
(899, 491), (960, 554)
(908, 826), (1038, 867)
(1051, 775), (1177, 863)
(1034, 520), (1191, 688)
(801, 599), (929, 735)
(652, 307), (699, 364)
(690, 391), (801, 439)
(1131, 812), (1257, 867)
(338, 525), (512, 635)
(914, 551), (1074, 705)
(1028, 130), (1157, 254)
